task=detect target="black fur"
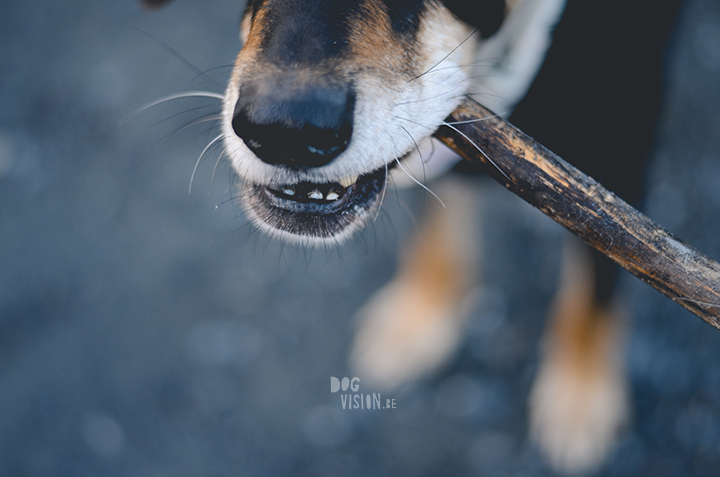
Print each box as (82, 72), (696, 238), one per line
(509, 0), (681, 302)
(442, 0), (506, 38)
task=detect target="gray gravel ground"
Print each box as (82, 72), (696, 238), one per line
(2, 0), (720, 475)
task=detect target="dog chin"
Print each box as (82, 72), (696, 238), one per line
(241, 164), (389, 246)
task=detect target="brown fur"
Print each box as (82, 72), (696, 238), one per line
(347, 0), (418, 77)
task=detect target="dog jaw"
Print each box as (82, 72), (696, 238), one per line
(221, 1), (475, 245)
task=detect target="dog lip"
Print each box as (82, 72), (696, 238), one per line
(243, 167), (387, 242)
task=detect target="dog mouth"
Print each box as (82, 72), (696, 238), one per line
(242, 165), (389, 244)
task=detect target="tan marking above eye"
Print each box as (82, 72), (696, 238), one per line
(240, 4), (269, 53)
(345, 0), (416, 77)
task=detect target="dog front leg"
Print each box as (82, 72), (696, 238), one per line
(529, 239), (630, 474)
(349, 177), (480, 390)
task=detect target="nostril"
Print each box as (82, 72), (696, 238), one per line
(231, 110), (278, 155)
(302, 121), (352, 159)
(231, 85), (355, 169)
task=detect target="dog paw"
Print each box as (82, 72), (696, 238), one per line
(349, 280), (466, 390)
(529, 344), (629, 475)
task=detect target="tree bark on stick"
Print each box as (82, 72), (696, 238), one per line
(433, 96), (720, 329)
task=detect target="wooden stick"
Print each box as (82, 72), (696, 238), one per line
(433, 96), (720, 329)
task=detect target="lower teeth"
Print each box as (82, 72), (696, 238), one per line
(270, 182), (346, 202)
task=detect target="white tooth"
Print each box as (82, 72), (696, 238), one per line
(283, 188), (295, 196)
(326, 191), (340, 201)
(338, 175), (358, 188)
(308, 189), (323, 200)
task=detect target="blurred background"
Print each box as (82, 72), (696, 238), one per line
(2, 0), (720, 475)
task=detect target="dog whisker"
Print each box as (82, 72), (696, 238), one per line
(393, 88), (461, 107)
(395, 115), (510, 183)
(209, 146), (230, 192)
(136, 29), (223, 88)
(408, 27), (479, 83)
(150, 113), (222, 154)
(394, 78), (505, 109)
(168, 114), (224, 142)
(399, 124), (431, 182)
(396, 81), (510, 111)
(426, 137), (437, 165)
(443, 114), (502, 126)
(439, 120), (511, 183)
(386, 133), (446, 209)
(373, 161), (390, 223)
(419, 57), (501, 74)
(466, 90), (511, 105)
(189, 134), (224, 194)
(399, 125), (425, 165)
(125, 91), (224, 123)
(214, 192), (244, 209)
(154, 106), (221, 130)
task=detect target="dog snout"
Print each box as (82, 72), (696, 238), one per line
(231, 81), (355, 169)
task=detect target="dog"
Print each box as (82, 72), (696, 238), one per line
(143, 0), (680, 473)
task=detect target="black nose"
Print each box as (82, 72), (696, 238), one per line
(232, 83), (355, 169)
